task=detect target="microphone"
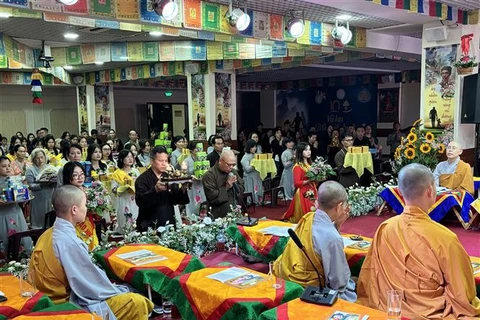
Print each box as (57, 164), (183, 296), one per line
(287, 228), (338, 306)
(228, 172), (240, 194)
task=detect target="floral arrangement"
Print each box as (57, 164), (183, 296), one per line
(347, 179), (397, 217)
(85, 181), (113, 218)
(0, 259), (29, 278)
(92, 206), (243, 258)
(391, 120), (445, 173)
(306, 157), (336, 182)
(454, 55), (478, 68)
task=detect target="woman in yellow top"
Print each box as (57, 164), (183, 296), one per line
(281, 142), (317, 223)
(62, 161), (99, 251)
(111, 150), (140, 234)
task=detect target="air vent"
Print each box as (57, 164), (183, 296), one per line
(78, 27), (109, 34)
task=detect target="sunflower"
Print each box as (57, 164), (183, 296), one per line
(420, 143), (431, 154)
(425, 132), (435, 143)
(404, 148), (415, 160)
(412, 119), (422, 127)
(394, 148), (401, 160)
(406, 132), (417, 144)
(410, 127), (416, 134)
(438, 144), (445, 154)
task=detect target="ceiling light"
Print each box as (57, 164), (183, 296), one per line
(149, 31), (163, 37)
(64, 33), (79, 40)
(56, 0), (79, 5)
(0, 12), (12, 18)
(153, 0), (179, 21)
(95, 61), (104, 65)
(287, 18), (305, 38)
(332, 20), (353, 45)
(228, 8), (250, 31)
(64, 65), (73, 70)
(336, 14), (352, 21)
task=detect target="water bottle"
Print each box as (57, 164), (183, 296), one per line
(216, 229), (226, 252)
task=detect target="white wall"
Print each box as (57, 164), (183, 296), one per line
(0, 85), (77, 138)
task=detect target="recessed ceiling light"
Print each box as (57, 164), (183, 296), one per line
(336, 14), (352, 21)
(0, 12), (12, 18)
(149, 31), (163, 37)
(64, 33), (79, 40)
(56, 0), (79, 5)
(64, 65), (73, 70)
(95, 61), (104, 65)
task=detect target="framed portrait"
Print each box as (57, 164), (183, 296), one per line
(378, 88), (399, 123)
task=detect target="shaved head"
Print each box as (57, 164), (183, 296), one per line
(317, 181), (347, 211)
(398, 163), (434, 202)
(446, 141), (463, 160)
(52, 185), (85, 216)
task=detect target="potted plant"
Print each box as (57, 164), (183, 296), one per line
(453, 55), (478, 75)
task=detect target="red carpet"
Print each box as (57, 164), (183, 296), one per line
(249, 203), (480, 257)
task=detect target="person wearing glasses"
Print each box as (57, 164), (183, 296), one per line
(433, 141), (473, 194)
(334, 133), (359, 188)
(203, 149), (244, 218)
(274, 181), (356, 302)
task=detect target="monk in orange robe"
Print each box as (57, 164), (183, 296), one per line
(357, 163), (480, 319)
(433, 141), (474, 194)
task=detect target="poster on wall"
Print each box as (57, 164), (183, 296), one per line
(378, 88), (399, 123)
(215, 73), (232, 140)
(78, 86), (88, 133)
(191, 74), (206, 140)
(276, 86), (377, 131)
(94, 84), (111, 135)
(423, 44), (457, 130)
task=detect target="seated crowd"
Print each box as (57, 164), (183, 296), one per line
(0, 122), (478, 319)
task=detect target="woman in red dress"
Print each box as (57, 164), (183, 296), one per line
(282, 142), (317, 223)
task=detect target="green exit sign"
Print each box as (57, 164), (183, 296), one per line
(164, 91), (173, 97)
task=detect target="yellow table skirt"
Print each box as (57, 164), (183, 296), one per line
(344, 152), (374, 177)
(251, 159), (277, 180)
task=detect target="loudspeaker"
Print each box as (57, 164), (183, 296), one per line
(424, 26), (448, 42)
(185, 63), (199, 75)
(461, 74), (480, 123)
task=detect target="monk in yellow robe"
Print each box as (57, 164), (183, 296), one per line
(357, 163), (480, 319)
(30, 185), (153, 320)
(274, 181), (356, 302)
(433, 141), (474, 194)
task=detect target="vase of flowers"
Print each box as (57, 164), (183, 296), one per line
(391, 119), (445, 173)
(85, 181), (113, 219)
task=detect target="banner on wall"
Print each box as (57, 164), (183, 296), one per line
(78, 86), (89, 133)
(191, 74), (206, 140)
(422, 44), (457, 129)
(276, 85), (377, 130)
(215, 73), (232, 140)
(94, 84), (111, 135)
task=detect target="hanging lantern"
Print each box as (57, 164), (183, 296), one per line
(31, 68), (43, 104)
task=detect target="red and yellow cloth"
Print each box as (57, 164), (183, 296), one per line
(258, 298), (387, 320)
(93, 244), (205, 296)
(169, 266), (303, 320)
(379, 186), (474, 224)
(75, 214), (99, 252)
(342, 234), (373, 278)
(0, 274), (54, 320)
(11, 302), (101, 320)
(226, 220), (294, 263)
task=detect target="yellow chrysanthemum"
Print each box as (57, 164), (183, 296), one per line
(407, 132), (417, 144)
(425, 132), (435, 143)
(412, 119), (422, 127)
(404, 148), (415, 160)
(420, 143), (431, 154)
(438, 144), (445, 154)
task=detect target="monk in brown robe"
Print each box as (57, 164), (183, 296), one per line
(202, 149), (244, 218)
(433, 141), (474, 194)
(357, 163), (480, 319)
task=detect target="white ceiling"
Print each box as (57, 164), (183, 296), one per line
(436, 0), (480, 10)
